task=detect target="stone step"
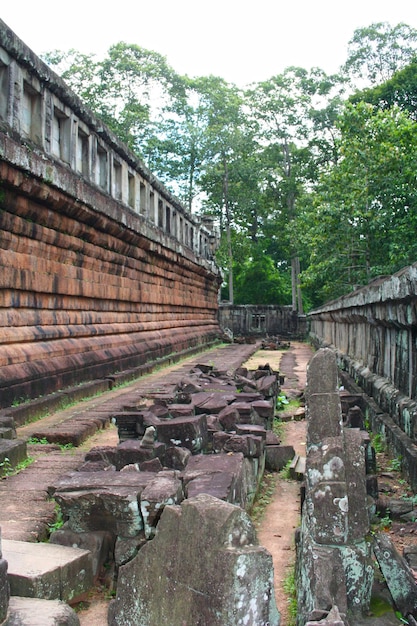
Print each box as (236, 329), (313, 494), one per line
(289, 454), (306, 480)
(5, 596), (80, 625)
(0, 427), (15, 440)
(0, 440), (27, 476)
(2, 539), (94, 604)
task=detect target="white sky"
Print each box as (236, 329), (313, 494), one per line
(2, 0), (417, 86)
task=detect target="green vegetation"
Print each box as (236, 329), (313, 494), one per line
(283, 568), (297, 626)
(250, 472), (278, 527)
(0, 456), (34, 478)
(48, 504), (64, 534)
(42, 21), (417, 309)
(27, 437), (75, 451)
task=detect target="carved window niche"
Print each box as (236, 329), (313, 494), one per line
(97, 144), (108, 191)
(0, 55), (10, 121)
(139, 181), (147, 216)
(113, 158), (122, 201)
(21, 81), (42, 144)
(52, 106), (71, 163)
(128, 172), (136, 209)
(76, 126), (90, 176)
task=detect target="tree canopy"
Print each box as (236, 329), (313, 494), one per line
(43, 21), (417, 311)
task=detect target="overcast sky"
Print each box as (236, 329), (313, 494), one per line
(2, 0), (417, 86)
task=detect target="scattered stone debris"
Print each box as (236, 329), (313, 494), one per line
(44, 361), (291, 623)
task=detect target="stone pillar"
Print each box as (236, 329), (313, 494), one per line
(297, 348), (373, 625)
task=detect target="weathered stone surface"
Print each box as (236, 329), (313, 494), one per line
(0, 535), (9, 624)
(182, 453), (246, 506)
(192, 392), (235, 415)
(306, 393), (343, 447)
(0, 439), (27, 475)
(306, 348), (340, 397)
(6, 596), (80, 626)
(218, 405), (241, 430)
(155, 414), (208, 452)
(2, 539), (93, 603)
(114, 533), (147, 567)
(223, 434), (264, 458)
(51, 471), (156, 537)
(265, 444), (295, 471)
(236, 423), (267, 439)
(49, 529), (114, 579)
(108, 494), (280, 626)
(252, 399), (274, 420)
(297, 348), (373, 624)
(115, 440), (155, 469)
(163, 446), (191, 470)
(230, 401), (255, 423)
(140, 471), (184, 539)
(373, 531), (417, 618)
(255, 374), (279, 398)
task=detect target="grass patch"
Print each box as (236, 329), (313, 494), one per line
(27, 437), (75, 451)
(250, 472), (277, 527)
(283, 567), (297, 626)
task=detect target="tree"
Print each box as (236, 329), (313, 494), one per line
(350, 59), (417, 121)
(245, 67), (343, 313)
(43, 43), (184, 157)
(343, 22), (417, 88)
(299, 102), (417, 303)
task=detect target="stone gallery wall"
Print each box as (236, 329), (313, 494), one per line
(0, 20), (222, 407)
(309, 264), (417, 451)
(218, 303), (307, 338)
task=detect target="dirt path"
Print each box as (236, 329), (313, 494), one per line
(256, 342), (312, 626)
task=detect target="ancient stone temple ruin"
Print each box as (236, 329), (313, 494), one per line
(296, 348), (374, 624)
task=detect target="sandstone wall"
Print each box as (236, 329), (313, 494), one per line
(0, 20), (222, 407)
(309, 265), (417, 446)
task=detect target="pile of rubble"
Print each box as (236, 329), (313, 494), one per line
(43, 362), (292, 625)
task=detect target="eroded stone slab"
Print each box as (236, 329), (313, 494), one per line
(2, 539), (93, 603)
(108, 494), (280, 626)
(6, 596), (80, 625)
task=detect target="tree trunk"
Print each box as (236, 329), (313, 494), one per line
(223, 158), (233, 304)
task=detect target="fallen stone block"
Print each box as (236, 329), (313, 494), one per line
(163, 446), (191, 470)
(230, 401), (255, 423)
(108, 494), (280, 626)
(255, 374), (278, 398)
(265, 444), (295, 471)
(155, 414), (208, 453)
(140, 471), (184, 538)
(2, 539), (93, 604)
(373, 531), (417, 618)
(235, 423), (267, 439)
(49, 529), (114, 580)
(218, 405), (241, 431)
(0, 439), (27, 475)
(167, 404), (195, 418)
(115, 439), (155, 469)
(182, 453), (246, 507)
(6, 596), (80, 625)
(51, 471), (156, 537)
(192, 392), (235, 415)
(223, 434), (264, 458)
